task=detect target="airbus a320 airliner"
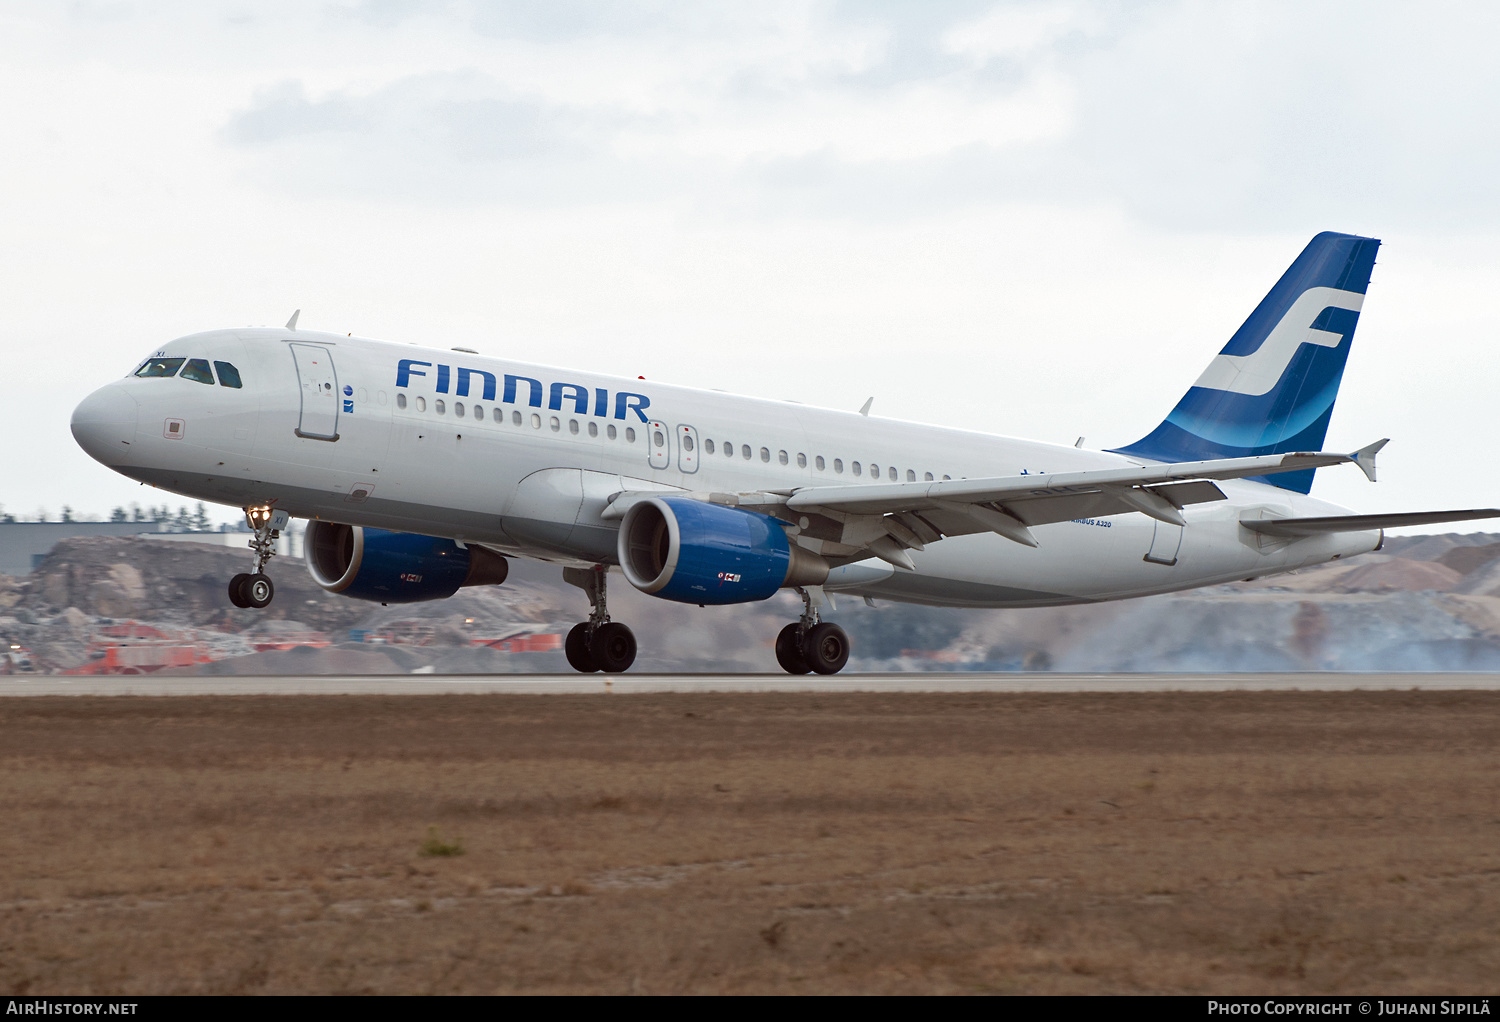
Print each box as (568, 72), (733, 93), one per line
(71, 232), (1498, 674)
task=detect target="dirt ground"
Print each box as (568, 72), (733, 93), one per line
(1, 691), (1497, 995)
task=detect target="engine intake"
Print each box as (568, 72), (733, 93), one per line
(304, 521), (509, 604)
(618, 497), (827, 605)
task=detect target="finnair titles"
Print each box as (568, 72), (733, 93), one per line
(72, 233), (1499, 674)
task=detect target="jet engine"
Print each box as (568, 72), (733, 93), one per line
(617, 496), (828, 605)
(304, 521), (510, 604)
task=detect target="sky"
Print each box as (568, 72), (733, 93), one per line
(2, 1), (1497, 530)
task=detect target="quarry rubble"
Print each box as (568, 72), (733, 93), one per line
(0, 533), (1497, 674)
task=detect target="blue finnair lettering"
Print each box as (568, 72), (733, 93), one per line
(550, 382), (588, 414)
(396, 361), (651, 421)
(457, 367), (497, 401)
(504, 375), (544, 408)
(396, 359), (430, 387)
(616, 392), (650, 422)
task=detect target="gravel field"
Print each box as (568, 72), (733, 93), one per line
(2, 691), (1497, 994)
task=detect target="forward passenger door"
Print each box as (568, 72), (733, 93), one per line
(289, 343), (340, 441)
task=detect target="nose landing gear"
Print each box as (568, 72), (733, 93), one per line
(563, 565), (637, 673)
(776, 586), (850, 675)
(227, 506), (288, 609)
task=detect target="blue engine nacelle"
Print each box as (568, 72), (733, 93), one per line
(304, 521), (510, 604)
(617, 497), (828, 605)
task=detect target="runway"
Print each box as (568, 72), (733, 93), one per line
(2, 671), (1499, 695)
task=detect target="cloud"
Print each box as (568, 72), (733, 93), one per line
(215, 1), (1500, 232)
(221, 5), (1078, 212)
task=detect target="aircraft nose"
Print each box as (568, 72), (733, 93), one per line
(71, 385), (139, 465)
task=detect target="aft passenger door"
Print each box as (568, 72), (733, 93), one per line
(289, 343), (340, 441)
(1144, 521), (1183, 566)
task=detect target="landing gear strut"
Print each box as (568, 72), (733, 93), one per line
(228, 506), (288, 610)
(776, 586), (850, 675)
(562, 565), (637, 674)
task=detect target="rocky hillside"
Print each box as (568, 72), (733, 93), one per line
(2, 533), (1499, 674)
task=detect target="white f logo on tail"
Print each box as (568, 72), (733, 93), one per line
(1193, 286), (1364, 397)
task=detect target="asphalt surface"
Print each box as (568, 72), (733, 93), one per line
(2, 672), (1499, 695)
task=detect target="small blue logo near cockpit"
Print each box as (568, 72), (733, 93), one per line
(343, 385), (353, 396)
(342, 384), (355, 414)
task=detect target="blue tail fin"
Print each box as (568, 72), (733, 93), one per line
(1112, 231), (1381, 494)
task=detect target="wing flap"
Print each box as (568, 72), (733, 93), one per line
(1241, 509), (1500, 537)
(785, 449), (1359, 517)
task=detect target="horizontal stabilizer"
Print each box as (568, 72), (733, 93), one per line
(1241, 509), (1500, 538)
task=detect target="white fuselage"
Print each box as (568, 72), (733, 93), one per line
(72, 328), (1381, 607)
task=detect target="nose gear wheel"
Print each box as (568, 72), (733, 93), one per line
(226, 507), (286, 610)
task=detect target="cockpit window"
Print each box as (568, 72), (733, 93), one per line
(134, 357), (184, 378)
(213, 361), (243, 389)
(180, 359), (214, 384)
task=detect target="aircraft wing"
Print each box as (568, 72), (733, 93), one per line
(1240, 509), (1500, 537)
(782, 444), (1386, 542)
(601, 442), (1401, 569)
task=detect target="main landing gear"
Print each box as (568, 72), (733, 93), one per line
(228, 506), (289, 610)
(775, 587), (850, 675)
(562, 565), (637, 674)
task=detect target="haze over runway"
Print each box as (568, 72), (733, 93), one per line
(4, 672), (1499, 697)
(4, 2), (1500, 530)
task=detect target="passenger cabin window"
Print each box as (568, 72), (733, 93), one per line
(474, 405), (485, 420)
(435, 400), (446, 415)
(741, 445), (751, 460)
(760, 447), (770, 463)
(454, 402), (465, 418)
(797, 453), (807, 468)
(815, 456), (825, 471)
(416, 396), (427, 412)
(397, 393), (407, 410)
(852, 462), (862, 477)
(704, 439), (714, 454)
(891, 466), (899, 481)
(588, 422), (597, 437)
(569, 419), (579, 434)
(834, 459), (843, 473)
(513, 411), (523, 426)
(778, 450), (788, 465)
(626, 427), (636, 442)
(213, 361), (243, 388)
(924, 472), (933, 481)
(607, 424), (617, 439)
(135, 357), (184, 378)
